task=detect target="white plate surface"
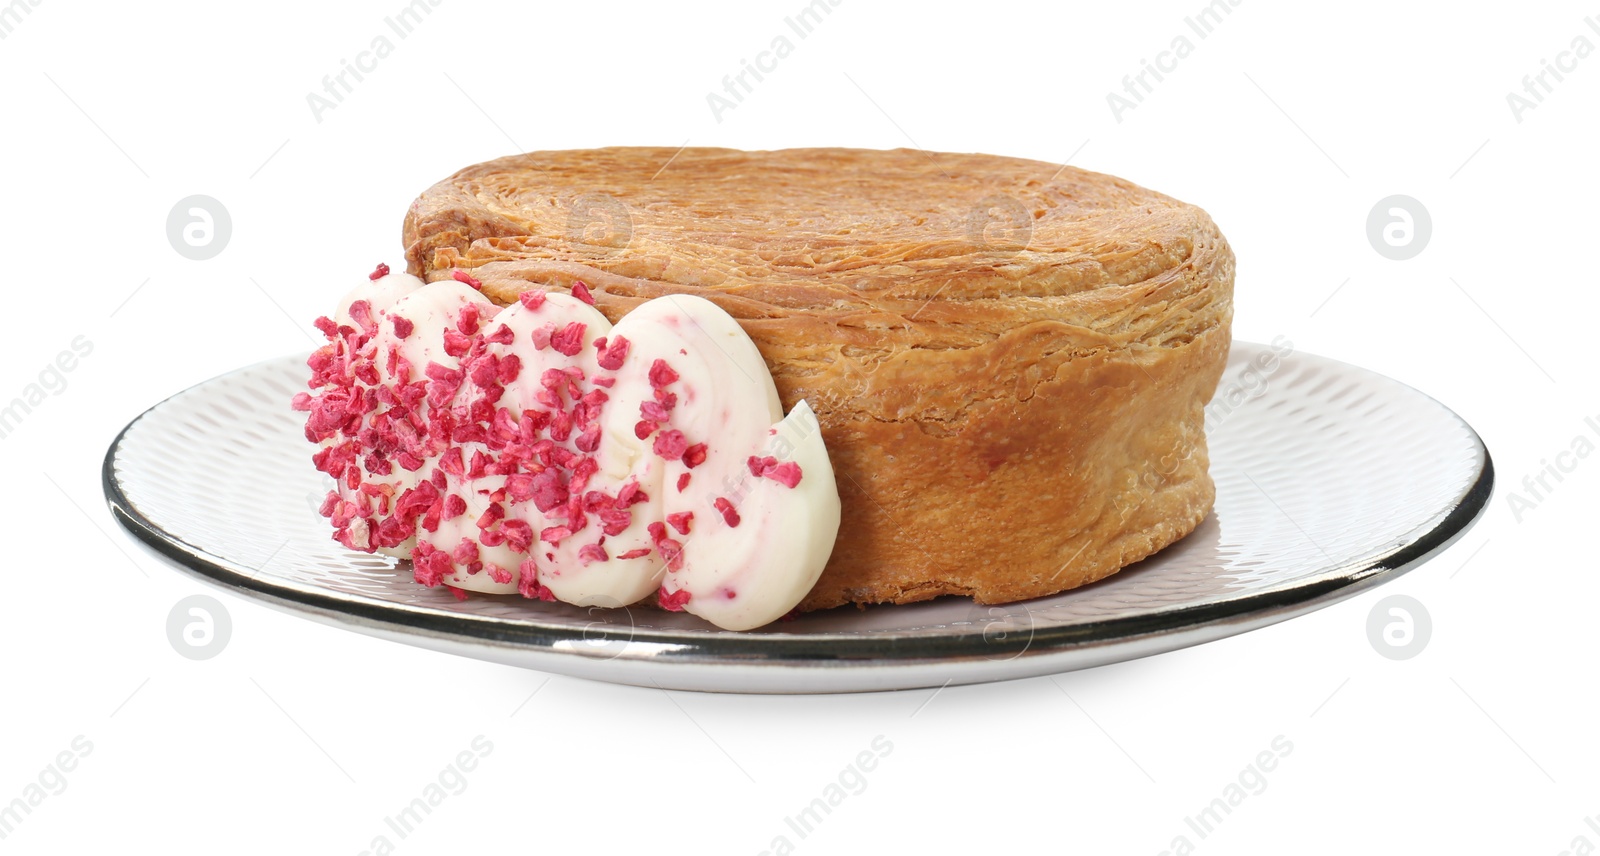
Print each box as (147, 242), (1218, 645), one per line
(104, 341), (1492, 693)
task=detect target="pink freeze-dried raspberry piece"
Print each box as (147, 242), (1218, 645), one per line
(616, 480), (649, 507)
(500, 520), (534, 553)
(747, 455), (803, 488)
(442, 329), (471, 357)
(596, 334), (629, 371)
(648, 359), (678, 388)
(411, 542), (452, 587)
(714, 497), (741, 528)
(747, 455), (776, 476)
(517, 558), (557, 601)
(658, 587), (692, 611)
(765, 461), (803, 488)
(486, 323), (515, 345)
(541, 526), (573, 546)
(682, 443), (707, 469)
(653, 429), (688, 460)
(550, 322), (586, 357)
(640, 400), (672, 422)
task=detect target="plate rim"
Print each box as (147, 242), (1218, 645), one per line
(102, 342), (1495, 667)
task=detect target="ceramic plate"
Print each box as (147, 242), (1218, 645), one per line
(104, 341), (1491, 693)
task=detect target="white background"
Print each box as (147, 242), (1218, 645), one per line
(2, 0), (1595, 852)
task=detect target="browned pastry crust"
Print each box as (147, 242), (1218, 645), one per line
(400, 147), (1234, 611)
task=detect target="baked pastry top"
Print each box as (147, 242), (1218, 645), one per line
(401, 147), (1235, 611)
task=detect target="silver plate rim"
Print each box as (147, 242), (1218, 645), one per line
(102, 342), (1494, 693)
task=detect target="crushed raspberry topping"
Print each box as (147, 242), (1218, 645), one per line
(748, 455), (803, 488)
(648, 359), (679, 388)
(570, 280), (595, 305)
(653, 429), (688, 461)
(714, 497), (742, 528)
(369, 262), (390, 281)
(302, 264), (829, 631)
(682, 443), (707, 469)
(550, 322), (586, 357)
(596, 335), (629, 371)
(658, 587), (692, 612)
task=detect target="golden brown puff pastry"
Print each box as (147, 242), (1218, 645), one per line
(400, 147), (1234, 611)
